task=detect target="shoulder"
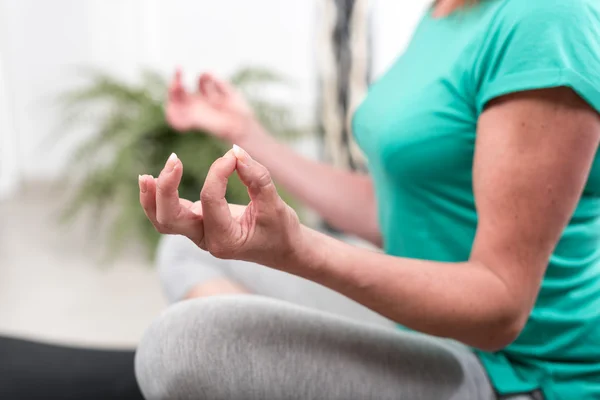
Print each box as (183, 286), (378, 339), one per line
(491, 0), (600, 30)
(478, 0), (600, 64)
(472, 0), (600, 114)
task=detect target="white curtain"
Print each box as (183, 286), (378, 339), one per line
(317, 0), (371, 172)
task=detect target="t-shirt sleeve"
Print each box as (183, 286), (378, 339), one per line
(474, 0), (600, 114)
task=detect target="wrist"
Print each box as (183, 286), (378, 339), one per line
(226, 115), (266, 146)
(285, 225), (329, 279)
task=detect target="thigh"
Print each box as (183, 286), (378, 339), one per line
(158, 234), (394, 328)
(135, 296), (495, 400)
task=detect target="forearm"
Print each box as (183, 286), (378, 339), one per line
(287, 227), (524, 351)
(237, 122), (381, 245)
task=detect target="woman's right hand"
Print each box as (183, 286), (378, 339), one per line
(165, 69), (256, 142)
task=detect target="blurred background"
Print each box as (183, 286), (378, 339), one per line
(0, 0), (427, 351)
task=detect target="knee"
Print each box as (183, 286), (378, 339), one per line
(134, 296), (272, 400)
(156, 234), (229, 303)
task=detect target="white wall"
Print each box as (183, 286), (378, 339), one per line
(371, 0), (428, 78)
(0, 0), (427, 187)
(0, 48), (18, 198)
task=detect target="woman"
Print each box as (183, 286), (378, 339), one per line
(135, 0), (600, 398)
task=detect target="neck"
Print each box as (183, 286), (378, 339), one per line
(432, 0), (466, 18)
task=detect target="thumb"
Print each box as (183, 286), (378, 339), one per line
(232, 145), (279, 203)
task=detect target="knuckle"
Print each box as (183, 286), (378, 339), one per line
(206, 242), (229, 259)
(155, 178), (165, 192)
(208, 248), (226, 259)
(154, 224), (169, 234)
(255, 168), (272, 188)
(156, 207), (186, 229)
(200, 187), (216, 204)
(192, 236), (207, 251)
(255, 200), (288, 226)
(155, 218), (174, 232)
(273, 200), (288, 215)
(155, 214), (167, 225)
(155, 181), (171, 196)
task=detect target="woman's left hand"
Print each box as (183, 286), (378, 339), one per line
(138, 146), (303, 268)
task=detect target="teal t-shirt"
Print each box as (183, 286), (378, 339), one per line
(352, 1), (600, 399)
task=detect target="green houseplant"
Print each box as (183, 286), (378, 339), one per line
(56, 67), (305, 260)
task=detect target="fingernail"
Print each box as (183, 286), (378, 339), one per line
(166, 152), (178, 172)
(232, 144), (251, 166)
(139, 175), (147, 193)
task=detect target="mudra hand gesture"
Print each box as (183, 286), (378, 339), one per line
(139, 146), (302, 267)
(165, 68), (254, 142)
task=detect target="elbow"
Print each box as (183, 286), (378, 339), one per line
(474, 323), (522, 352)
(469, 307), (529, 352)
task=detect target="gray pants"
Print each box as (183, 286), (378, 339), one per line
(135, 235), (532, 400)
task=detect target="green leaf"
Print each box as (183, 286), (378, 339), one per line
(230, 66), (289, 87)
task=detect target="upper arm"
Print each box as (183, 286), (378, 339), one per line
(471, 88), (600, 322)
(468, 0), (600, 325)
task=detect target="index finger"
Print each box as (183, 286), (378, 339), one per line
(200, 152), (237, 234)
(169, 67), (185, 99)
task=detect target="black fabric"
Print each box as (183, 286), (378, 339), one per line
(0, 335), (144, 400)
